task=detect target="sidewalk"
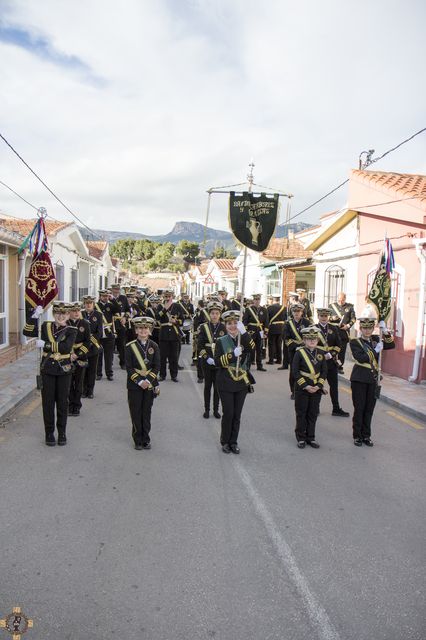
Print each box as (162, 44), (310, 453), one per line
(0, 349), (425, 424)
(339, 356), (426, 423)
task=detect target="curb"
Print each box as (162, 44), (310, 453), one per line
(339, 376), (426, 424)
(0, 386), (38, 425)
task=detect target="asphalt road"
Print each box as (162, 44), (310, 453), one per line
(0, 344), (425, 640)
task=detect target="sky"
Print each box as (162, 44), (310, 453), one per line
(0, 0), (425, 236)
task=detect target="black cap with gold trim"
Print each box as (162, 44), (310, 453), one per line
(301, 326), (321, 339)
(291, 302), (305, 312)
(131, 316), (155, 329)
(69, 301), (82, 310)
(207, 301), (223, 313)
(316, 307), (331, 315)
(358, 317), (376, 328)
(222, 310), (240, 323)
(82, 295), (96, 303)
(52, 301), (69, 314)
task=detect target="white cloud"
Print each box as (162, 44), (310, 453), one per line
(0, 0), (425, 235)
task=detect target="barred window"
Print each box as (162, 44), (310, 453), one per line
(324, 265), (345, 307)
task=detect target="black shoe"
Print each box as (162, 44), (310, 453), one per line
(82, 392), (88, 398)
(74, 410), (80, 416)
(142, 442), (151, 450)
(120, 364), (126, 370)
(45, 434), (56, 446)
(290, 393), (295, 400)
(222, 444), (231, 454)
(87, 393), (94, 399)
(213, 410), (221, 419)
(257, 366), (267, 371)
(134, 444), (143, 450)
(68, 409), (75, 416)
(275, 361), (282, 365)
(57, 435), (67, 446)
(203, 411), (209, 419)
(277, 365), (288, 370)
(171, 378), (179, 383)
(197, 378), (204, 383)
(338, 368), (344, 375)
(159, 376), (165, 381)
(107, 375), (113, 381)
(297, 441), (306, 449)
(230, 444), (240, 454)
(96, 375), (102, 380)
(266, 361), (274, 365)
(178, 365), (184, 370)
(362, 438), (374, 447)
(332, 408), (350, 417)
(354, 438), (363, 447)
(306, 440), (320, 449)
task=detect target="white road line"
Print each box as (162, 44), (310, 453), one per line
(186, 351), (341, 640)
(235, 460), (341, 640)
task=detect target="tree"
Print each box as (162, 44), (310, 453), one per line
(176, 240), (200, 262)
(211, 244), (234, 259)
(110, 238), (135, 261)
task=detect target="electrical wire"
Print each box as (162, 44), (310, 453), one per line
(0, 178), (39, 211)
(0, 132), (103, 240)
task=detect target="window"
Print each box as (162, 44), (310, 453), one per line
(0, 245), (7, 347)
(55, 263), (64, 299)
(70, 268), (78, 301)
(266, 268), (281, 297)
(367, 266), (403, 337)
(324, 265), (345, 307)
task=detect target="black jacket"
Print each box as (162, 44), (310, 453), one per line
(68, 318), (91, 361)
(350, 334), (395, 384)
(284, 318), (310, 354)
(243, 305), (269, 334)
(197, 321), (226, 366)
(214, 332), (255, 392)
(157, 302), (184, 341)
(96, 299), (121, 337)
(315, 323), (342, 366)
(292, 346), (327, 391)
(267, 303), (287, 335)
(82, 309), (103, 355)
(40, 322), (77, 376)
(125, 338), (160, 390)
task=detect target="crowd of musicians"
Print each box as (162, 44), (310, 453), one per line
(25, 285), (394, 452)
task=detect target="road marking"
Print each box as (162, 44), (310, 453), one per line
(386, 410), (425, 430)
(236, 461), (341, 640)
(339, 386), (350, 394)
(19, 395), (42, 416)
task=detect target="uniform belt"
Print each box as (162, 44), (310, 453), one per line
(300, 370), (320, 383)
(271, 320), (285, 324)
(42, 352), (70, 361)
(353, 360), (374, 369)
(74, 342), (83, 348)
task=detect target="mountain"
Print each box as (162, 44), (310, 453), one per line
(79, 220), (314, 253)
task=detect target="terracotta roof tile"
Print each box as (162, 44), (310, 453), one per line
(86, 240), (108, 260)
(262, 238), (312, 260)
(0, 216), (72, 238)
(352, 170), (426, 210)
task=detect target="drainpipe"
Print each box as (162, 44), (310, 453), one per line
(409, 239), (426, 382)
(18, 251), (27, 345)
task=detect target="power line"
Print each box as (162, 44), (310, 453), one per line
(0, 132), (103, 240)
(287, 126), (426, 224)
(0, 178), (39, 211)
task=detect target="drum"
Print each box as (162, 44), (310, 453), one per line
(183, 318), (192, 331)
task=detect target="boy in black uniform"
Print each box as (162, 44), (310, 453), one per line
(292, 326), (327, 449)
(296, 289), (313, 323)
(266, 295), (286, 365)
(110, 283), (130, 370)
(315, 308), (349, 416)
(349, 317), (395, 446)
(125, 317), (160, 450)
(192, 300), (209, 381)
(329, 292), (356, 372)
(283, 302), (310, 398)
(218, 289), (231, 312)
(157, 289), (184, 382)
(230, 291), (243, 312)
(68, 302), (91, 416)
(145, 294), (161, 344)
(39, 302), (77, 446)
(177, 293), (194, 344)
(81, 295), (103, 399)
(214, 310), (255, 454)
(96, 289), (121, 380)
(197, 301), (226, 419)
(243, 293), (269, 371)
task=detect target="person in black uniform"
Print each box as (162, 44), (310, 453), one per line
(230, 291), (244, 312)
(197, 301), (226, 419)
(266, 295), (287, 365)
(329, 292), (356, 372)
(278, 293), (298, 370)
(218, 289), (231, 312)
(243, 294), (269, 371)
(38, 302), (77, 445)
(110, 283), (130, 370)
(177, 293), (194, 345)
(283, 302), (311, 398)
(292, 326), (328, 449)
(144, 294), (161, 344)
(157, 289), (184, 382)
(214, 310), (255, 454)
(68, 302), (91, 416)
(296, 289), (313, 323)
(96, 289), (121, 380)
(81, 295), (103, 399)
(193, 300), (209, 382)
(349, 318), (395, 446)
(315, 308), (349, 417)
(125, 316), (160, 450)
(125, 288), (144, 343)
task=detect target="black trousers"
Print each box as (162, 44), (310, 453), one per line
(128, 388), (154, 446)
(202, 364), (219, 412)
(97, 336), (115, 377)
(69, 365), (85, 411)
(282, 341), (289, 367)
(197, 356), (204, 381)
(115, 323), (127, 367)
(41, 373), (72, 437)
(219, 388), (248, 445)
(183, 330), (191, 345)
(250, 332), (263, 368)
(288, 348), (297, 392)
(339, 339), (349, 366)
(294, 388), (322, 442)
(326, 362), (340, 411)
(160, 340), (179, 378)
(83, 353), (99, 395)
(351, 381), (376, 439)
(268, 333), (282, 363)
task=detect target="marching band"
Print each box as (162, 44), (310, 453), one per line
(36, 287), (394, 452)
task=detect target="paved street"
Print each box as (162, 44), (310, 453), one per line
(0, 344), (424, 640)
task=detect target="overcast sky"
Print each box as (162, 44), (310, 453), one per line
(0, 0), (425, 236)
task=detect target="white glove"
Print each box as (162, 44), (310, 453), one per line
(237, 321), (246, 335)
(234, 346), (242, 357)
(206, 357), (215, 365)
(325, 352), (332, 360)
(259, 330), (264, 339)
(31, 305), (44, 319)
(378, 320), (386, 329)
(36, 339), (45, 349)
(375, 341), (384, 353)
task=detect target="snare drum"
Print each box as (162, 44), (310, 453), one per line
(183, 318), (192, 331)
